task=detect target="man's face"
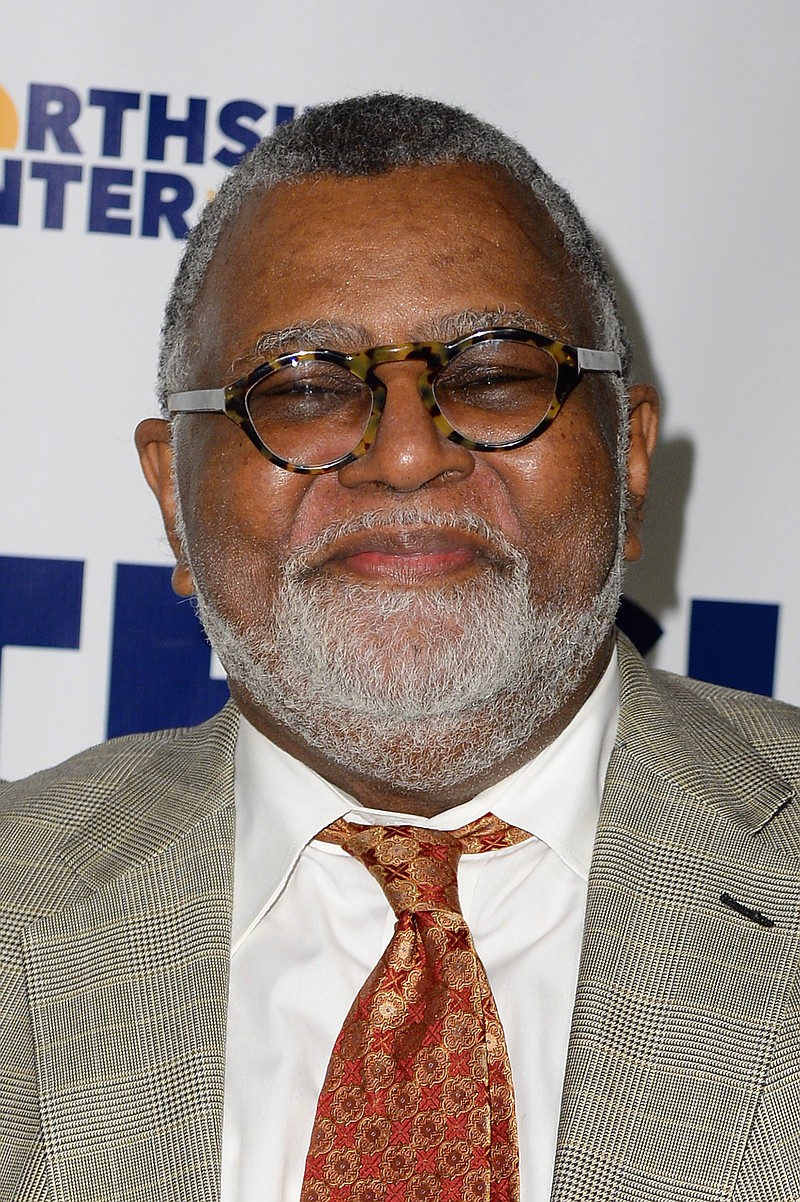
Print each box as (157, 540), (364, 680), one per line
(138, 162), (657, 812)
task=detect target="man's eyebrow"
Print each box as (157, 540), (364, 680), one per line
(413, 308), (552, 343)
(231, 320), (372, 373)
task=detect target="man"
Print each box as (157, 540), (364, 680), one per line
(2, 94), (799, 1202)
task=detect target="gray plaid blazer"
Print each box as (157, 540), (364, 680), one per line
(2, 636), (800, 1201)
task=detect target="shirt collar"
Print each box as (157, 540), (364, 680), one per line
(231, 650), (619, 949)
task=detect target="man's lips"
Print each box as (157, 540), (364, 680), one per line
(304, 526), (509, 583)
(338, 546), (477, 583)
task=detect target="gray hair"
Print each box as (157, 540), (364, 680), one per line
(157, 92), (630, 412)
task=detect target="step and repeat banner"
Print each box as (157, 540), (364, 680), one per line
(1, 0), (798, 779)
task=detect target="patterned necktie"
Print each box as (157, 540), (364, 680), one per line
(301, 812), (530, 1202)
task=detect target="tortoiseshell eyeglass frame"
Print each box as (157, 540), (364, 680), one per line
(167, 326), (622, 475)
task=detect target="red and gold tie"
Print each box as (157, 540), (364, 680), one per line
(301, 813), (530, 1202)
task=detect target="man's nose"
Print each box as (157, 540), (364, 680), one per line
(336, 362), (475, 492)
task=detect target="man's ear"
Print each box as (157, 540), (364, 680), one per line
(623, 383), (660, 563)
(134, 418), (195, 597)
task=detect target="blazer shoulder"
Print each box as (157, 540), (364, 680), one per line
(0, 704), (239, 916)
(614, 635), (800, 849)
(654, 669), (800, 780)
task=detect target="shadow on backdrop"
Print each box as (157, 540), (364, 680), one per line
(606, 252), (695, 635)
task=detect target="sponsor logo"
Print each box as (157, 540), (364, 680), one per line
(0, 82), (296, 237)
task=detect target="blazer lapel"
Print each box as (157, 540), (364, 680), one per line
(22, 713), (237, 1202)
(552, 643), (800, 1200)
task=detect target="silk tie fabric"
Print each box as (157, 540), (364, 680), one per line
(301, 813), (530, 1202)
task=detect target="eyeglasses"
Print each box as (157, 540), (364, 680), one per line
(167, 327), (622, 474)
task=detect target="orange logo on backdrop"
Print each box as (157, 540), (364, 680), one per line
(0, 87), (19, 148)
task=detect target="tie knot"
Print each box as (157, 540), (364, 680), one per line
(318, 813), (530, 918)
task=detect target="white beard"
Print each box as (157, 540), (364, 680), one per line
(183, 506), (623, 794)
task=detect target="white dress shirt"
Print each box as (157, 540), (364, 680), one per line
(221, 654), (619, 1202)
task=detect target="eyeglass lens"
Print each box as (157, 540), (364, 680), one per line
(243, 338), (560, 469)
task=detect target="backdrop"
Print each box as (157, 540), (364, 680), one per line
(1, 0), (798, 779)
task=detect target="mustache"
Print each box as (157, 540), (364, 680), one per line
(285, 508), (525, 576)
